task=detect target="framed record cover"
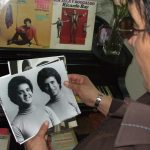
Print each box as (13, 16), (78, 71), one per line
(0, 0), (97, 51)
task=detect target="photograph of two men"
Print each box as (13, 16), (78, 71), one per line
(0, 56), (80, 144)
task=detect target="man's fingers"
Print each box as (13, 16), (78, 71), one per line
(64, 81), (70, 87)
(64, 81), (78, 96)
(64, 81), (79, 91)
(37, 121), (49, 138)
(67, 74), (79, 83)
(67, 74), (84, 84)
(64, 74), (85, 90)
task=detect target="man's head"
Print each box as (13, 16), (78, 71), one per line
(37, 68), (62, 98)
(8, 76), (33, 106)
(127, 0), (150, 91)
(24, 18), (32, 27)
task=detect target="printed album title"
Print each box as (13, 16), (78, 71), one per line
(56, 0), (96, 9)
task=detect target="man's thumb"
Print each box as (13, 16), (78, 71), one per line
(64, 81), (78, 91)
(37, 121), (49, 138)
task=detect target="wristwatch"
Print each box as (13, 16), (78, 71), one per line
(94, 93), (104, 108)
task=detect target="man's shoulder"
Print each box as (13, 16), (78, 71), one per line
(115, 102), (150, 148)
(74, 116), (121, 150)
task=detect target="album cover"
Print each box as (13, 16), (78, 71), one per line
(50, 0), (97, 50)
(0, 0), (52, 49)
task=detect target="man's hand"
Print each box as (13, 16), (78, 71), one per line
(64, 74), (99, 107)
(24, 121), (52, 150)
(64, 74), (112, 116)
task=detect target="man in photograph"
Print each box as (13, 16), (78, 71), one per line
(64, 9), (87, 43)
(7, 18), (39, 46)
(52, 17), (69, 38)
(8, 76), (59, 143)
(37, 67), (80, 122)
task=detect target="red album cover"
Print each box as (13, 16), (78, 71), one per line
(50, 0), (97, 51)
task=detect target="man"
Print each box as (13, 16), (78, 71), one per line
(37, 67), (80, 122)
(25, 0), (150, 149)
(83, 23), (90, 37)
(52, 17), (69, 38)
(64, 9), (86, 43)
(7, 18), (39, 46)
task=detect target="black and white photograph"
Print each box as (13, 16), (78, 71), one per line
(8, 55), (78, 132)
(8, 55), (66, 74)
(0, 60), (80, 144)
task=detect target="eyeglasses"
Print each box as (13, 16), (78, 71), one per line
(118, 16), (146, 39)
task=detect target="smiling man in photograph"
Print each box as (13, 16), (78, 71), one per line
(37, 67), (80, 122)
(8, 76), (59, 143)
